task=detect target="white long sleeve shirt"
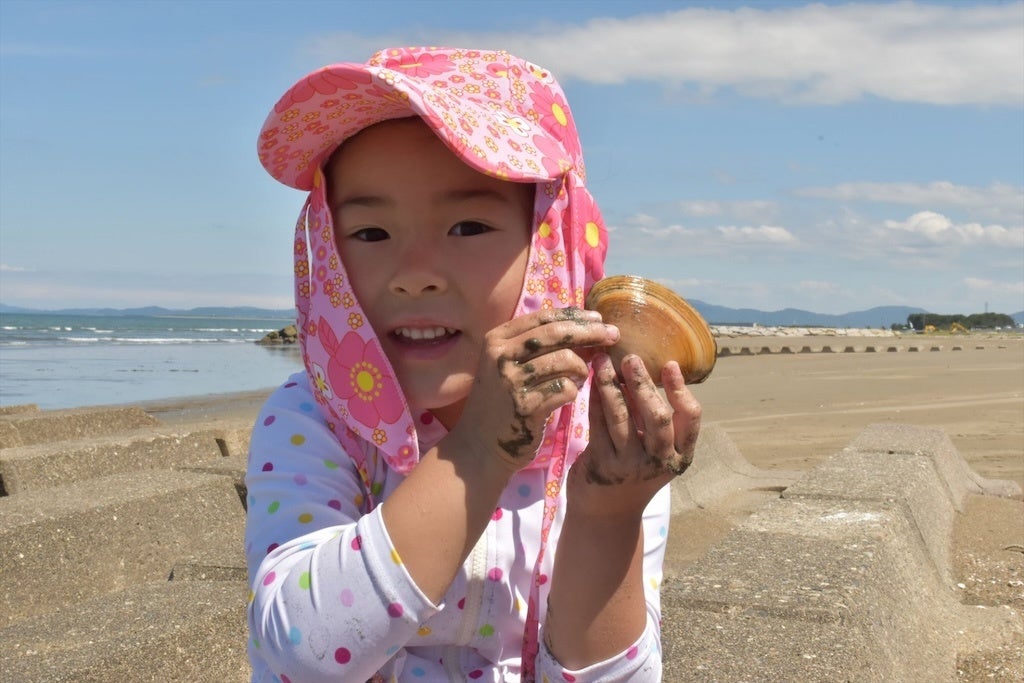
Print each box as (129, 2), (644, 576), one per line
(245, 373), (670, 682)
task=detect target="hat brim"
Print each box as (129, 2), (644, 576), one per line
(258, 60), (570, 191)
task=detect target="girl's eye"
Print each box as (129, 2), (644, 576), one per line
(350, 227), (389, 242)
(449, 221), (492, 237)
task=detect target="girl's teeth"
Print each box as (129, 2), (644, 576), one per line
(396, 327), (453, 340)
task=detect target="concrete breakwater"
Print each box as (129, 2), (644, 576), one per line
(1, 398), (1021, 681)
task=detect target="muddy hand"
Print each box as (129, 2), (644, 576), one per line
(454, 307), (619, 472)
(570, 353), (702, 516)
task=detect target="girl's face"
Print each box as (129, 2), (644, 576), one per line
(326, 118), (533, 429)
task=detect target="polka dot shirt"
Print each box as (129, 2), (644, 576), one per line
(245, 374), (670, 682)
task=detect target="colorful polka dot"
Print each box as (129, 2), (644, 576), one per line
(298, 512), (313, 524)
(298, 572), (311, 590)
(479, 623), (494, 637)
(457, 597), (466, 610)
(334, 647), (351, 664)
(417, 625), (432, 636)
(340, 588), (354, 606)
(284, 381), (298, 388)
(299, 401), (314, 412)
(387, 602), (404, 618)
(391, 548), (402, 564)
(487, 567), (503, 581)
(263, 415), (275, 426)
(561, 674), (577, 682)
(290, 434), (306, 446)
(266, 542), (279, 554)
(412, 666), (426, 677)
(267, 501), (280, 514)
(294, 473), (308, 485)
(492, 507), (503, 520)
(262, 571), (276, 586)
(626, 645), (639, 659)
(327, 499), (341, 510)
(468, 670), (483, 679)
(517, 484), (531, 497)
(323, 459), (339, 469)
(280, 674), (292, 683)
(261, 462), (274, 472)
(538, 573), (548, 585)
(350, 536), (362, 550)
(288, 626), (302, 645)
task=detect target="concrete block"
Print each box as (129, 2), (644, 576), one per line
(0, 421), (23, 451)
(0, 469), (245, 626)
(0, 421), (253, 495)
(781, 449), (956, 585)
(843, 424), (1023, 507)
(0, 406), (160, 448)
(662, 496), (1004, 682)
(671, 424), (802, 513)
(0, 580), (250, 682)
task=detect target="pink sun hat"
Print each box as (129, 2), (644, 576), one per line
(257, 46), (584, 191)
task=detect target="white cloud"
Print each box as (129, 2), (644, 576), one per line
(676, 200), (779, 221)
(717, 225), (797, 245)
(963, 277), (1024, 299)
(315, 2), (1024, 105)
(0, 263), (29, 272)
(795, 181), (1024, 218)
(883, 211), (1024, 248)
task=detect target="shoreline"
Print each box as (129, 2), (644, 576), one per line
(127, 334), (1024, 491)
(7, 334), (1020, 490)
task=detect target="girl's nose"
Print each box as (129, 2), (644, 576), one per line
(388, 242), (448, 297)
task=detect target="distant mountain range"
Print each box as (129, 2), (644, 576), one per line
(3, 302), (1022, 328)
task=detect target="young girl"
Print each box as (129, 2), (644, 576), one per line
(245, 46), (701, 683)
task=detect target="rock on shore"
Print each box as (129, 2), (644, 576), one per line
(255, 324), (297, 345)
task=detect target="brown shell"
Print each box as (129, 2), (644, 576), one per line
(585, 275), (717, 385)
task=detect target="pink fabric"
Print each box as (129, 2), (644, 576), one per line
(259, 46), (608, 681)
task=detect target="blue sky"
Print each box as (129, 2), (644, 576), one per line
(1, 0), (1022, 316)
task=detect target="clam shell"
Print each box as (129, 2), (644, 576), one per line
(585, 275), (717, 385)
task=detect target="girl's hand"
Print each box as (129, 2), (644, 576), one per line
(568, 352), (702, 517)
(451, 307), (619, 472)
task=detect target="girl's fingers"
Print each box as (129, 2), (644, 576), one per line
(490, 309), (619, 364)
(591, 354), (633, 451)
(515, 348), (590, 390)
(497, 306), (600, 338)
(662, 360), (702, 472)
(621, 355), (675, 458)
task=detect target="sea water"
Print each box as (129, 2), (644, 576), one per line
(0, 313), (305, 409)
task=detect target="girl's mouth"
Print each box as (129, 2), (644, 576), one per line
(391, 326), (460, 344)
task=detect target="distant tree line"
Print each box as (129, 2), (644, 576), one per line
(905, 312), (1016, 331)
